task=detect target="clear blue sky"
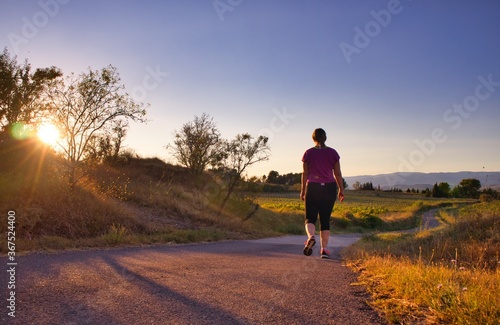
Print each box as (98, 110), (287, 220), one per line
(1, 0), (499, 177)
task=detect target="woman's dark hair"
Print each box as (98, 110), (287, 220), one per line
(312, 128), (327, 147)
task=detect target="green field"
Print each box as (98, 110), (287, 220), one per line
(255, 190), (474, 233)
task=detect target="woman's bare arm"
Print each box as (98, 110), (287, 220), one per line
(334, 161), (345, 202)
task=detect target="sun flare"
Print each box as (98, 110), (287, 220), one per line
(37, 123), (60, 146)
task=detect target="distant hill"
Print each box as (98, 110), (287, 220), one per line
(344, 172), (500, 190)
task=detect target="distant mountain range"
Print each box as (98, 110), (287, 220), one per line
(344, 172), (500, 190)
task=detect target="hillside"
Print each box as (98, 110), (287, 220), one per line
(345, 171), (500, 190)
(0, 139), (303, 252)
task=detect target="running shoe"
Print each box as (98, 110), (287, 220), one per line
(303, 236), (316, 256)
(320, 249), (331, 259)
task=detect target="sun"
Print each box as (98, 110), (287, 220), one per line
(37, 122), (60, 146)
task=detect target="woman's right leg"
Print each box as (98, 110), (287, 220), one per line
(305, 183), (320, 238)
(304, 183), (319, 255)
(305, 222), (315, 239)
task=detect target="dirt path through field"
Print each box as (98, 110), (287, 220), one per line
(400, 208), (441, 233)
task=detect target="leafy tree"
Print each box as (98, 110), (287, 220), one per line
(87, 120), (128, 165)
(218, 133), (270, 212)
(481, 187), (498, 199)
(432, 183), (440, 197)
(266, 170), (279, 183)
(46, 65), (147, 188)
(168, 113), (223, 177)
(0, 48), (61, 134)
(438, 182), (450, 197)
(266, 170), (302, 185)
(352, 181), (374, 190)
(361, 181), (374, 190)
(432, 182), (450, 198)
(453, 178), (482, 198)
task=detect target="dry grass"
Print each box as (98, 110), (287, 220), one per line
(0, 141), (301, 253)
(350, 256), (499, 324)
(344, 201), (500, 324)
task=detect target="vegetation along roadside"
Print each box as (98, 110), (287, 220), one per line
(1, 50), (498, 324)
(343, 200), (500, 324)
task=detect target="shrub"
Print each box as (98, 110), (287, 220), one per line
(332, 216), (351, 229)
(103, 224), (128, 244)
(480, 194), (493, 203)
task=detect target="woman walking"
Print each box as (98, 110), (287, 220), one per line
(300, 128), (344, 258)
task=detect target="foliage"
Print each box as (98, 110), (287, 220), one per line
(351, 256), (499, 324)
(344, 201), (500, 324)
(166, 114), (271, 213)
(432, 182), (451, 198)
(452, 178), (482, 198)
(45, 65), (148, 188)
(167, 112), (223, 177)
(86, 119), (129, 165)
(266, 170), (301, 185)
(255, 191), (452, 232)
(481, 188), (498, 200)
(0, 47), (61, 133)
(217, 133), (270, 212)
(352, 181), (375, 190)
(0, 145), (302, 252)
(103, 224), (128, 245)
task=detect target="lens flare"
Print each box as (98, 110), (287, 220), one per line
(37, 123), (60, 145)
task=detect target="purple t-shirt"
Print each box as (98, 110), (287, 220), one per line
(301, 146), (340, 183)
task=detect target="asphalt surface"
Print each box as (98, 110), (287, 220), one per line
(1, 233), (386, 325)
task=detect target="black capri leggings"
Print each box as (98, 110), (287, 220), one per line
(305, 182), (337, 231)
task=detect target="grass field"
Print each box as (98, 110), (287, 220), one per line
(255, 190), (473, 233)
(343, 200), (500, 324)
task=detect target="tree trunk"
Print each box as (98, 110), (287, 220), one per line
(218, 178), (239, 215)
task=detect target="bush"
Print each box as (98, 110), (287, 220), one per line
(356, 215), (384, 229)
(262, 183), (286, 193)
(480, 194), (494, 203)
(332, 216), (351, 229)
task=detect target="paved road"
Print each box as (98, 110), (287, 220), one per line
(1, 234), (385, 325)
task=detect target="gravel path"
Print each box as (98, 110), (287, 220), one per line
(1, 234), (385, 325)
